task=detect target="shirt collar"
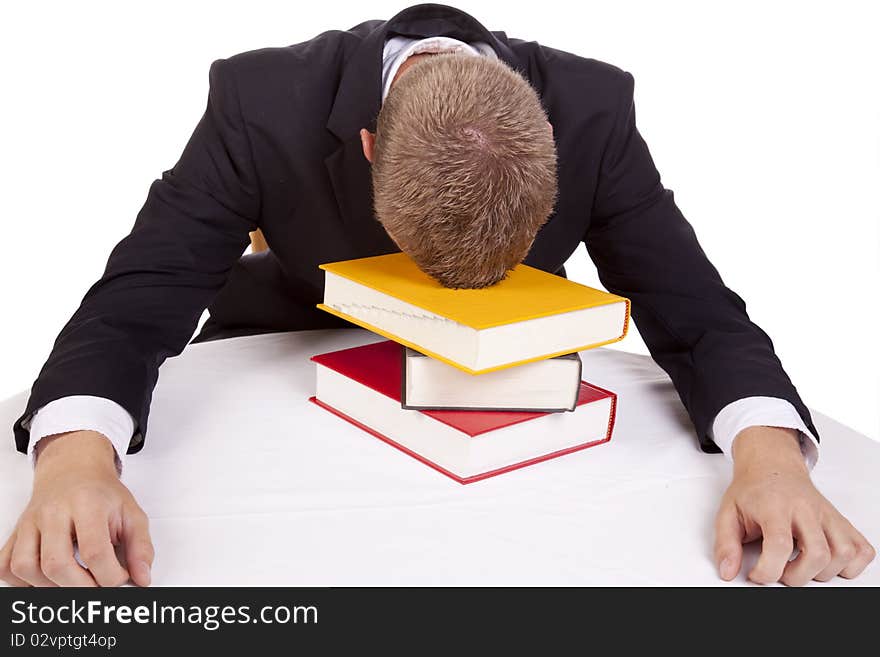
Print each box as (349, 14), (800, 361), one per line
(381, 35), (498, 103)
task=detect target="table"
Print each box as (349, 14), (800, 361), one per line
(1, 329), (877, 586)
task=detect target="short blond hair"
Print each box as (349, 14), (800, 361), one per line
(372, 53), (558, 288)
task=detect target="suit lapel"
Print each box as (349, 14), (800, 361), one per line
(323, 3), (522, 248)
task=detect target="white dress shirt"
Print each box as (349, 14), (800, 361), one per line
(25, 35), (820, 472)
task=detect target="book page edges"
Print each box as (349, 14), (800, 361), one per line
(308, 395), (615, 485)
(317, 303), (628, 374)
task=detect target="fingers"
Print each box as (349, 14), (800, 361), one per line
(812, 518), (856, 582)
(9, 523), (56, 587)
(1, 528), (31, 587)
(122, 505), (154, 587)
(3, 507), (151, 588)
(752, 508), (876, 586)
(748, 521), (794, 585)
(73, 514), (129, 587)
(714, 504), (744, 581)
(781, 514), (831, 587)
(818, 518), (876, 581)
(840, 538), (876, 579)
(39, 514), (97, 587)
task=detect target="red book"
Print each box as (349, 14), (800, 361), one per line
(310, 340), (617, 484)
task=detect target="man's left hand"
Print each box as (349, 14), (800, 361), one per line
(714, 426), (875, 586)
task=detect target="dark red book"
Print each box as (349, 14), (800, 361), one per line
(310, 340), (617, 484)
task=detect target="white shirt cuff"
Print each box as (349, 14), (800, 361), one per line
(710, 396), (819, 470)
(25, 396), (136, 474)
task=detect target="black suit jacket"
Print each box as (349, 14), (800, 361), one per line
(13, 2), (817, 455)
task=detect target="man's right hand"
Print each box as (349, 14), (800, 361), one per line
(0, 430), (153, 587)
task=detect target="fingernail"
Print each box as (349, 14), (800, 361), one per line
(720, 557), (734, 579)
(134, 561), (151, 587)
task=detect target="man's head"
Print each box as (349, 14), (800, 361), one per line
(360, 52), (558, 289)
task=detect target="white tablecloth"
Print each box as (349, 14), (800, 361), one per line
(1, 329), (877, 586)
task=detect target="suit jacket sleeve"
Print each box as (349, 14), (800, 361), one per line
(13, 57), (259, 455)
(583, 71), (818, 452)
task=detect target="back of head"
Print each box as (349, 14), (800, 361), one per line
(372, 53), (558, 288)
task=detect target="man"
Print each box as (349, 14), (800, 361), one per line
(1, 3), (873, 587)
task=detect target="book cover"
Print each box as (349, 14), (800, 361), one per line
(317, 253), (631, 374)
(318, 252), (630, 330)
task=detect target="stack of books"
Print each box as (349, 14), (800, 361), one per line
(309, 253), (630, 483)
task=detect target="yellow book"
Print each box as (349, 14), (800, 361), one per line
(318, 253), (630, 374)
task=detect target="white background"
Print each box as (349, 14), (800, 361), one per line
(1, 0), (877, 441)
